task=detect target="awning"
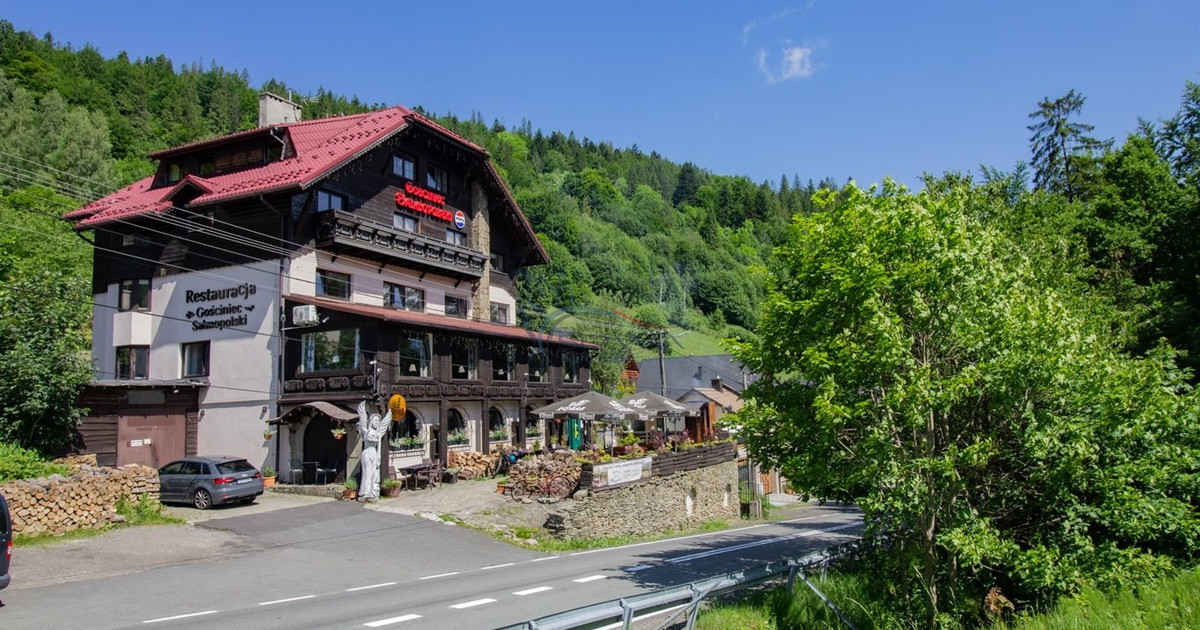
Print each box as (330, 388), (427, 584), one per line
(274, 401), (358, 424)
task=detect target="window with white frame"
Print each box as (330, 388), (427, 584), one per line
(446, 229), (467, 247)
(118, 278), (151, 311)
(300, 328), (360, 372)
(393, 213), (418, 233)
(392, 154), (415, 180)
(398, 332), (432, 378)
(316, 269), (350, 299)
(181, 341), (210, 378)
(385, 283), (425, 312)
(426, 164), (447, 192)
(451, 339), (477, 380)
(116, 346), (149, 379)
(490, 303), (509, 325)
(445, 295), (468, 318)
(563, 350), (583, 384)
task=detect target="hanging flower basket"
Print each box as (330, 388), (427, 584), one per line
(331, 427), (346, 440)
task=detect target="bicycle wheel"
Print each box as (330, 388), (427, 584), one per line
(547, 475), (574, 499)
(510, 478), (533, 501)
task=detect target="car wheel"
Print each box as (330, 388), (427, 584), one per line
(193, 488), (213, 510)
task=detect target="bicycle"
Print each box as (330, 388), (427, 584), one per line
(509, 472), (574, 501)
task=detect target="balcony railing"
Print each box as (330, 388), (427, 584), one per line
(315, 210), (486, 279)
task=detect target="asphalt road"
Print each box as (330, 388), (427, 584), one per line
(1, 500), (861, 629)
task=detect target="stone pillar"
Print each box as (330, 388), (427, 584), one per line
(470, 180), (491, 321)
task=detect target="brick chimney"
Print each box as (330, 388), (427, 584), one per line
(258, 92), (301, 127)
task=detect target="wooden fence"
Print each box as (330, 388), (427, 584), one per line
(579, 441), (737, 491)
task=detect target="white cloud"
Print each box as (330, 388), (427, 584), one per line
(741, 7), (801, 46)
(756, 44), (817, 83)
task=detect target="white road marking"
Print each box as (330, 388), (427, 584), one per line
(480, 562), (515, 570)
(513, 586), (554, 596)
(419, 571), (459, 580)
(625, 564), (653, 572)
(258, 595), (315, 605)
(449, 598), (497, 609)
(143, 610), (218, 623)
(530, 555), (559, 562)
(363, 613), (422, 627)
(573, 575), (608, 583)
(667, 522), (861, 564)
(346, 582), (397, 592)
(569, 514), (827, 556)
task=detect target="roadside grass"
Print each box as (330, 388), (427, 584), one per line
(996, 565), (1200, 630)
(14, 493), (184, 547)
(443, 512), (733, 552)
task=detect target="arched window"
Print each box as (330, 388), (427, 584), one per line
(488, 408), (506, 442)
(389, 411), (419, 441)
(524, 406), (541, 438)
(447, 409), (468, 445)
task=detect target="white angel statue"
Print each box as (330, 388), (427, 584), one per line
(356, 400), (392, 500)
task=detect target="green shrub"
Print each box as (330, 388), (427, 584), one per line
(0, 442), (70, 482)
(114, 493), (172, 525)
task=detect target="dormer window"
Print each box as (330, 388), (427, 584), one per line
(198, 158), (215, 177)
(167, 163), (182, 183)
(426, 164), (447, 192)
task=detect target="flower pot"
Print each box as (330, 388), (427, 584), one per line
(382, 485), (402, 498)
(263, 476), (276, 489)
(342, 489), (357, 500)
(495, 482), (507, 494)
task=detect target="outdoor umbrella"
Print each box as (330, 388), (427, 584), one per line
(619, 390), (698, 435)
(531, 391), (644, 449)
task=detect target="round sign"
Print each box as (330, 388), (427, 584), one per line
(388, 394), (406, 419)
(453, 210), (466, 230)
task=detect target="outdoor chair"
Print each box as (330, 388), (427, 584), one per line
(315, 459), (338, 485)
(414, 459), (440, 489)
(289, 459), (304, 484)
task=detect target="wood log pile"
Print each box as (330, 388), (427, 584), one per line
(509, 450), (582, 489)
(447, 451), (498, 480)
(0, 462), (159, 537)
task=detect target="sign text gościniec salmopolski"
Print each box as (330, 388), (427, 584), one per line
(184, 282), (258, 331)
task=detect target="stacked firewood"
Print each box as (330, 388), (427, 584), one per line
(1, 463), (159, 536)
(447, 451), (498, 480)
(508, 450), (582, 489)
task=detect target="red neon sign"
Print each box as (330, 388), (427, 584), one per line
(395, 181), (452, 222)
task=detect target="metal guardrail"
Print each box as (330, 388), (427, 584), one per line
(493, 541), (857, 630)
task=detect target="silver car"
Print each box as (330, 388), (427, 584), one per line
(158, 456), (263, 509)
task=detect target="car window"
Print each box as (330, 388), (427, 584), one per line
(180, 461), (202, 475)
(159, 462), (184, 475)
(217, 460), (255, 474)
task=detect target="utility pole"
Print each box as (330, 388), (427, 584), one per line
(658, 329), (667, 396)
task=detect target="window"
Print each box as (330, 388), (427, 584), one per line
(398, 332), (432, 378)
(446, 229), (467, 247)
(181, 341), (210, 378)
(386, 283), (425, 312)
(198, 158), (215, 177)
(116, 346), (149, 380)
(447, 409), (466, 434)
(167, 163), (182, 183)
(451, 339), (477, 380)
(445, 295), (468, 319)
(316, 269), (350, 299)
(563, 351), (583, 384)
(528, 347), (548, 383)
(300, 328), (360, 372)
(490, 303), (509, 325)
(490, 253), (505, 273)
(489, 408), (507, 441)
(392, 155), (415, 180)
(393, 213), (418, 233)
(118, 278), (151, 311)
(426, 164), (447, 192)
(316, 189), (346, 212)
(492, 344), (515, 381)
(390, 411), (420, 443)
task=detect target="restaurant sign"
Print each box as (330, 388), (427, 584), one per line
(395, 181), (453, 222)
(184, 282), (259, 331)
(590, 457), (652, 490)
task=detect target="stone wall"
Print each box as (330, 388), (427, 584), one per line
(548, 459), (739, 539)
(0, 457), (159, 537)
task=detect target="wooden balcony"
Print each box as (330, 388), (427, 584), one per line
(315, 210), (486, 279)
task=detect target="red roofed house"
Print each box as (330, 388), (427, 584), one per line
(69, 93), (594, 485)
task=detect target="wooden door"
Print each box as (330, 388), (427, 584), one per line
(117, 413), (186, 469)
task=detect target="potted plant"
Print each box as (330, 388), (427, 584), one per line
(389, 436), (424, 450)
(261, 465), (276, 489)
(447, 430), (469, 446)
(342, 477), (358, 500)
(381, 478), (403, 497)
(443, 466), (460, 484)
(488, 427), (508, 442)
(263, 427), (276, 440)
(331, 426), (346, 440)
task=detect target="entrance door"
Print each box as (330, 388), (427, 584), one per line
(116, 413), (186, 468)
(303, 414), (343, 483)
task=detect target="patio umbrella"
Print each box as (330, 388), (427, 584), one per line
(620, 390), (697, 435)
(532, 391), (643, 449)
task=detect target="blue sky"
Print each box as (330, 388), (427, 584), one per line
(3, 1), (1197, 189)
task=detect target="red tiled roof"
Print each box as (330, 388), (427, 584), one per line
(68, 106), (488, 230)
(288, 294), (598, 350)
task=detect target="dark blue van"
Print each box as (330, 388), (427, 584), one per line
(0, 491), (11, 591)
